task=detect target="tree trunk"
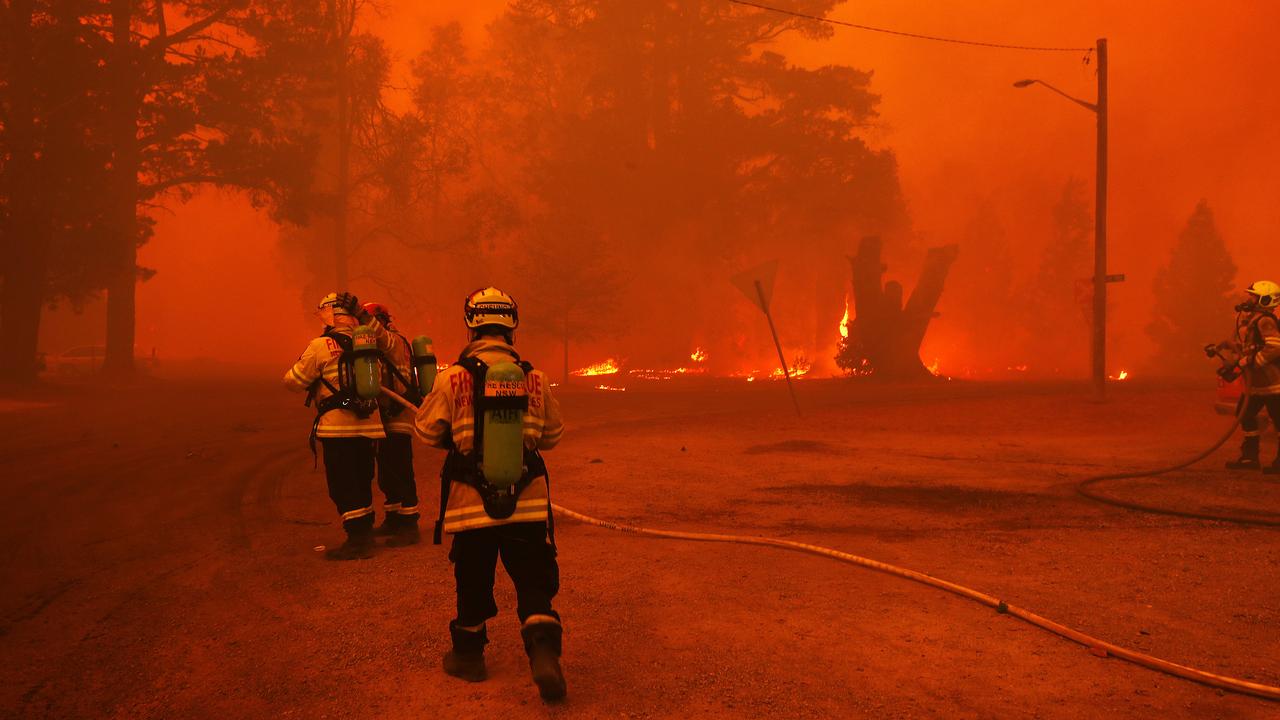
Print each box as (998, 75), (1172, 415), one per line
(333, 7), (350, 290)
(0, 0), (46, 383)
(847, 236), (958, 380)
(103, 0), (138, 376)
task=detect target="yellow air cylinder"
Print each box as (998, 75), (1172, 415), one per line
(412, 336), (437, 396)
(481, 362), (527, 489)
(351, 325), (382, 401)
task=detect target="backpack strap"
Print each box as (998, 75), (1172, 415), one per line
(459, 357), (489, 452)
(432, 353), (546, 544)
(304, 331), (354, 462)
(432, 357), (489, 545)
(1245, 311), (1278, 352)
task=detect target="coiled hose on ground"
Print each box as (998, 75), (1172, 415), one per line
(1075, 391), (1280, 526)
(381, 388), (1280, 701)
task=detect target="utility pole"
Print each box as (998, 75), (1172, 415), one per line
(1092, 38), (1108, 400)
(1014, 38), (1116, 400)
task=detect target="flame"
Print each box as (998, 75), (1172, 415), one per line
(629, 372), (673, 381)
(1109, 369), (1130, 381)
(626, 349), (708, 379)
(769, 354), (812, 379)
(926, 357), (941, 377)
(572, 358), (621, 376)
(838, 296), (850, 339)
(627, 365), (705, 379)
(734, 353), (813, 382)
(848, 358), (874, 377)
(593, 384), (626, 392)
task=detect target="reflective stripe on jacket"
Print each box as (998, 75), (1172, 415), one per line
(414, 338), (563, 533)
(284, 327), (386, 439)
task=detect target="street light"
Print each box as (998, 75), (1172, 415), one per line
(1014, 38), (1111, 400)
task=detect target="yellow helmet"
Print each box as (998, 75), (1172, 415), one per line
(317, 292), (353, 316)
(1246, 280), (1280, 309)
(464, 286), (519, 330)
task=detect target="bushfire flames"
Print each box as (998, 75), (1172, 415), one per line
(572, 359), (621, 377)
(574, 346), (819, 386)
(577, 349), (715, 390)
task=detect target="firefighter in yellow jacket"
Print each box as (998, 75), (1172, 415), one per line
(415, 287), (566, 701)
(1226, 280), (1280, 473)
(362, 302), (421, 546)
(284, 292), (387, 560)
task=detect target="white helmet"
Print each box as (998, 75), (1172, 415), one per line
(1246, 280), (1280, 309)
(464, 286), (519, 330)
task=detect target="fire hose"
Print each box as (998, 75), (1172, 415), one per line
(1076, 383), (1280, 527)
(380, 387), (1280, 701)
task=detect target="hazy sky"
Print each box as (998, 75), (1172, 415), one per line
(115, 1), (1276, 373)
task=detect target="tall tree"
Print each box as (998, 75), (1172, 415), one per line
(483, 0), (905, 362)
(946, 201), (1017, 369)
(0, 2), (113, 382)
(275, 0), (434, 306)
(0, 0), (42, 382)
(1146, 199), (1237, 374)
(94, 0), (315, 375)
(1020, 178), (1092, 374)
(512, 214), (623, 383)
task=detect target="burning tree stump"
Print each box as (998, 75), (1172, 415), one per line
(838, 236), (959, 380)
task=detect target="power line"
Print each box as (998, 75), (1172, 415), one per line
(727, 0), (1095, 53)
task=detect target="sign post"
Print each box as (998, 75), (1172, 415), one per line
(732, 260), (802, 418)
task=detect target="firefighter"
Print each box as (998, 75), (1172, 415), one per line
(362, 302), (421, 546)
(1226, 280), (1280, 473)
(284, 292), (385, 560)
(414, 286), (567, 701)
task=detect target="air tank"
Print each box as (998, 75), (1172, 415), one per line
(411, 335), (437, 396)
(481, 361), (527, 489)
(351, 325), (382, 401)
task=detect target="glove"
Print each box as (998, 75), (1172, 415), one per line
(334, 292), (360, 315)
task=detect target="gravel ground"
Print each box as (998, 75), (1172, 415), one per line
(1, 374), (1277, 719)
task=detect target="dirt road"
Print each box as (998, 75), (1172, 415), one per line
(1, 375), (1277, 718)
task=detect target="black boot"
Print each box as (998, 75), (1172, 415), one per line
(373, 511), (400, 537)
(442, 622), (487, 682)
(1226, 436), (1261, 470)
(324, 525), (375, 561)
(385, 515), (420, 548)
(521, 619), (566, 702)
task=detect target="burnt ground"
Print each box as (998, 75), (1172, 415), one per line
(1, 374), (1278, 719)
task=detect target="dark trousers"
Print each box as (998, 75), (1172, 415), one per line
(320, 437), (376, 532)
(376, 432), (418, 516)
(449, 522), (559, 627)
(1238, 394), (1280, 435)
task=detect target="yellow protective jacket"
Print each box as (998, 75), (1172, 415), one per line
(283, 322), (387, 439)
(380, 329), (417, 436)
(414, 338), (563, 534)
(1237, 310), (1280, 395)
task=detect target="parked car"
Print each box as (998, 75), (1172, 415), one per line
(43, 346), (159, 375)
(45, 345), (106, 375)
